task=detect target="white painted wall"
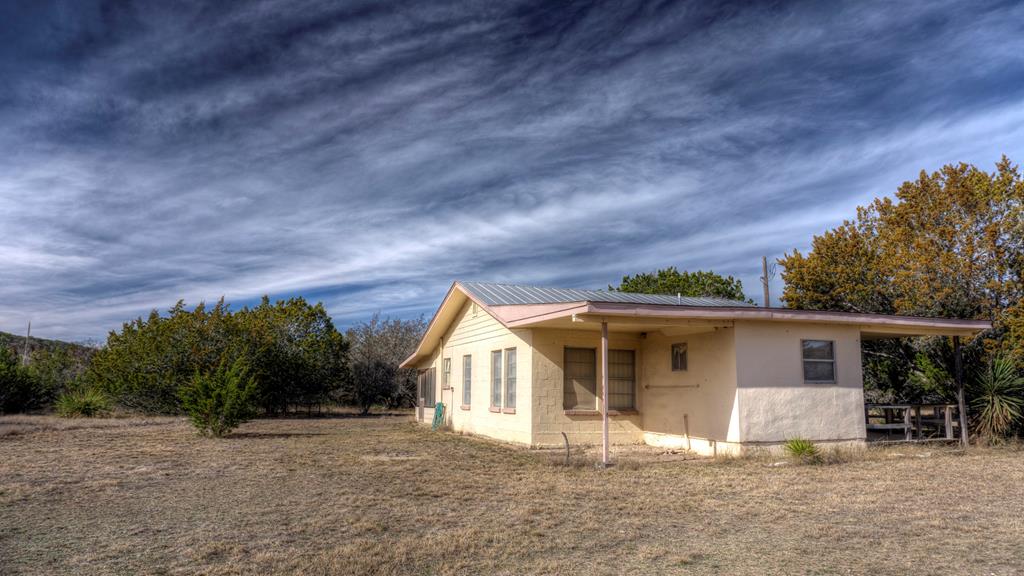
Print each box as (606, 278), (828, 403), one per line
(416, 301), (533, 445)
(733, 321), (866, 447)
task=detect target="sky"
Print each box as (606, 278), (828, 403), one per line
(1, 0), (1023, 342)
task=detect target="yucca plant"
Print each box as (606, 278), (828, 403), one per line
(783, 438), (821, 464)
(971, 356), (1024, 440)
(56, 388), (111, 418)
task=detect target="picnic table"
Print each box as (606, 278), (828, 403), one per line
(865, 403), (958, 442)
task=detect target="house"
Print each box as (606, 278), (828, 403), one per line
(400, 281), (991, 456)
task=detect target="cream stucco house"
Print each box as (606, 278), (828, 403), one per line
(401, 281), (990, 456)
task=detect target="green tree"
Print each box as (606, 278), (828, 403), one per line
(235, 296), (349, 414)
(179, 359), (257, 437)
(0, 347), (39, 414)
(781, 157), (1023, 332)
(610, 267), (751, 302)
(27, 346), (95, 407)
(779, 157), (1024, 406)
(88, 296), (348, 414)
(88, 299), (239, 413)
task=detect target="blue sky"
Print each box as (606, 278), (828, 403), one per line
(2, 0), (1023, 342)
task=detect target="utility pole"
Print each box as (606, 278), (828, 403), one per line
(761, 256), (771, 307)
(21, 321), (31, 366)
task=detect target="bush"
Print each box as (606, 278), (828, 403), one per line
(56, 388), (112, 417)
(179, 359), (257, 437)
(0, 348), (43, 414)
(971, 356), (1024, 440)
(783, 438), (822, 464)
(89, 297), (349, 415)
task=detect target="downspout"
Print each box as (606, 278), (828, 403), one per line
(439, 336), (446, 427)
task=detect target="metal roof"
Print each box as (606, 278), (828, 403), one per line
(458, 281), (754, 308)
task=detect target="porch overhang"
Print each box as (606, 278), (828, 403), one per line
(502, 302), (991, 339)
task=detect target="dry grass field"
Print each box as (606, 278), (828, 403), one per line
(1, 415), (1023, 576)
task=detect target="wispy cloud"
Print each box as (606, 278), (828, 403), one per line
(1, 0), (1023, 341)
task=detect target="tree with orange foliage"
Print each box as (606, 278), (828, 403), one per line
(780, 157), (1024, 401)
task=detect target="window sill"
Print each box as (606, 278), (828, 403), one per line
(489, 406), (501, 413)
(501, 408), (516, 414)
(563, 409), (639, 416)
(460, 404), (471, 411)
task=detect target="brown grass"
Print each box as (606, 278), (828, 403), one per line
(1, 415), (1022, 575)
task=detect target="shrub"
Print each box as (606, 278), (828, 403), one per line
(179, 359), (257, 437)
(89, 297), (349, 415)
(971, 356), (1024, 440)
(56, 388), (111, 418)
(783, 438), (821, 464)
(0, 348), (43, 414)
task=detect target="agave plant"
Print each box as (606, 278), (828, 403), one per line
(971, 356), (1024, 439)
(783, 438), (821, 464)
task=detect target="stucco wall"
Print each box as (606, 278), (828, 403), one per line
(530, 328), (644, 447)
(733, 320), (866, 446)
(639, 328), (740, 454)
(416, 311), (867, 453)
(416, 301), (533, 445)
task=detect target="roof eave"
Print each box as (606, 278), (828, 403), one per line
(507, 301), (992, 335)
(399, 282), (512, 369)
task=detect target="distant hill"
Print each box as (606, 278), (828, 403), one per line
(0, 330), (96, 360)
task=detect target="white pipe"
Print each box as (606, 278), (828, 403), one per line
(601, 320), (609, 466)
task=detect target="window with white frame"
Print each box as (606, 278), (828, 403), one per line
(491, 350), (502, 408)
(802, 340), (836, 383)
(442, 357), (451, 388)
(462, 355), (472, 406)
(504, 348), (517, 409)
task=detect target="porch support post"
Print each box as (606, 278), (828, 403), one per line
(954, 336), (968, 447)
(601, 320), (610, 467)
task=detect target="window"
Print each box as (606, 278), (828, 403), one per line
(504, 348), (517, 409)
(491, 350), (502, 408)
(608, 349), (636, 410)
(443, 358), (451, 388)
(563, 347), (597, 410)
(462, 355), (472, 406)
(671, 342), (688, 371)
(419, 367), (436, 407)
(802, 340), (836, 383)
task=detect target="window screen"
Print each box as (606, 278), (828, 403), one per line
(491, 350), (502, 408)
(462, 355), (472, 406)
(504, 348), (517, 409)
(608, 349), (636, 410)
(563, 347), (597, 410)
(443, 357), (451, 387)
(802, 340), (836, 383)
(419, 367), (436, 407)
